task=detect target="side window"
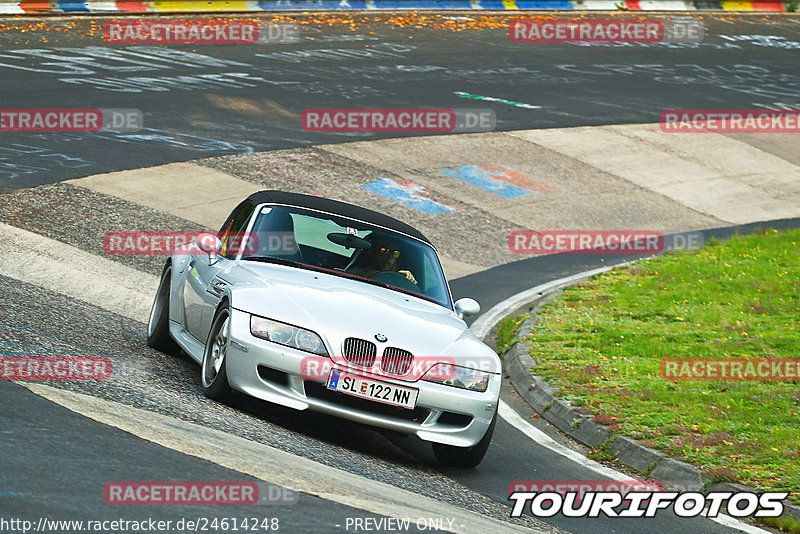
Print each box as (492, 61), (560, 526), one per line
(218, 200), (255, 259)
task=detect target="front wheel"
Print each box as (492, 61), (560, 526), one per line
(147, 264), (180, 355)
(201, 305), (234, 402)
(432, 408), (497, 468)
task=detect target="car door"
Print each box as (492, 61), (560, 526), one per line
(183, 200), (255, 342)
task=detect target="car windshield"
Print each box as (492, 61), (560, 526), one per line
(238, 205), (452, 309)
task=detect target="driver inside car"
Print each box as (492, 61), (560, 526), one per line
(349, 241), (417, 285)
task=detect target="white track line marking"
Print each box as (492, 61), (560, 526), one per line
(0, 226), (538, 532)
(498, 401), (636, 481)
(0, 220), (772, 532)
(480, 270), (772, 534)
(0, 223), (156, 322)
(500, 401), (768, 533)
(20, 383), (537, 534)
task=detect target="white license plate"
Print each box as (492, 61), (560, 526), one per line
(326, 370), (418, 409)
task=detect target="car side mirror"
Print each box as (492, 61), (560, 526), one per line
(197, 233), (223, 265)
(454, 298), (480, 319)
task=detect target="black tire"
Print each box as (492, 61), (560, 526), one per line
(147, 264), (180, 355)
(432, 408), (497, 468)
(200, 305), (234, 402)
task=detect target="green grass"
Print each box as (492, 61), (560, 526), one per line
(495, 313), (528, 356)
(526, 229), (800, 503)
(764, 515), (800, 534)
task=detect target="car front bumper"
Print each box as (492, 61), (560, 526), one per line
(224, 308), (500, 448)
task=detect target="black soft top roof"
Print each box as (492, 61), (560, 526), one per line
(246, 190), (432, 245)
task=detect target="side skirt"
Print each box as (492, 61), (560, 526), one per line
(169, 320), (205, 364)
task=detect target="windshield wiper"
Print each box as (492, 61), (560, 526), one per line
(344, 274), (395, 291)
(241, 256), (310, 269)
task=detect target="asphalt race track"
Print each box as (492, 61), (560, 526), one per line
(1, 11), (799, 534)
(0, 14), (799, 190)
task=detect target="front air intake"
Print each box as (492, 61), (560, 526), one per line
(342, 337), (377, 368)
(380, 347), (414, 376)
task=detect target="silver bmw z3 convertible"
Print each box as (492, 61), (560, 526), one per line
(147, 190), (501, 467)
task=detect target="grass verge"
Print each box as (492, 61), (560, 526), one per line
(526, 229), (800, 503)
(495, 313), (528, 356)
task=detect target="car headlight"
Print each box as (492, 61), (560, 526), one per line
(250, 315), (328, 356)
(422, 363), (490, 392)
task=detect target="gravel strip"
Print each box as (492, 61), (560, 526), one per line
(0, 183), (208, 276)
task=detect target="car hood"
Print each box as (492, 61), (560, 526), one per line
(227, 262), (499, 373)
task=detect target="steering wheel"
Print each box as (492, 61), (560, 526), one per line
(370, 271), (419, 292)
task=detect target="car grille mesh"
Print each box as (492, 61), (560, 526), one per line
(342, 338), (415, 376)
(343, 338), (376, 368)
(380, 347), (414, 376)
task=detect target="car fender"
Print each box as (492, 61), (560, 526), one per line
(437, 336), (502, 375)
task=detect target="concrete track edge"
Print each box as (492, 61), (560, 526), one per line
(471, 220), (800, 522)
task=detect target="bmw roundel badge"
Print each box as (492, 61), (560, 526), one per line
(374, 333), (388, 343)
